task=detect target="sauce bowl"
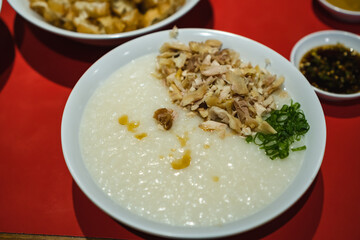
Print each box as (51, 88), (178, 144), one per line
(318, 0), (360, 22)
(290, 30), (360, 101)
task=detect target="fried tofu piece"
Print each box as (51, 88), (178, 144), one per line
(111, 0), (137, 16)
(73, 11), (105, 34)
(29, 0), (185, 34)
(73, 1), (110, 18)
(122, 9), (142, 31)
(97, 16), (126, 34)
(30, 0), (57, 21)
(142, 7), (161, 27)
(47, 0), (70, 16)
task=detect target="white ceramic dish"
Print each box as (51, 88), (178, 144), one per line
(7, 0), (199, 45)
(61, 28), (326, 239)
(290, 30), (360, 101)
(318, 0), (360, 22)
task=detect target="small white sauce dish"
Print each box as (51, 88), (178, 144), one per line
(317, 0), (360, 22)
(290, 30), (360, 101)
(7, 0), (199, 45)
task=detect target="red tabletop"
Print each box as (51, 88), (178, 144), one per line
(1, 0), (359, 239)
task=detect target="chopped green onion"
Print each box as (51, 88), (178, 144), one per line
(292, 146), (307, 152)
(246, 101), (310, 160)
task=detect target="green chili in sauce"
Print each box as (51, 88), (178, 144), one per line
(299, 43), (360, 94)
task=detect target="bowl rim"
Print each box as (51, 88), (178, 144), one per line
(7, 0), (200, 40)
(318, 0), (360, 16)
(62, 28), (326, 239)
(290, 29), (360, 100)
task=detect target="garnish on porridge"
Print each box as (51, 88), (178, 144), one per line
(155, 39), (309, 159)
(246, 101), (310, 159)
(153, 108), (175, 130)
(176, 131), (189, 147)
(171, 149), (191, 169)
(118, 114), (147, 139)
(135, 132), (148, 139)
(155, 39), (282, 136)
(118, 114), (139, 132)
(168, 132), (191, 169)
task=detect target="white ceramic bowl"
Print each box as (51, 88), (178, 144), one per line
(62, 29), (326, 239)
(7, 0), (199, 45)
(290, 30), (360, 101)
(318, 0), (360, 22)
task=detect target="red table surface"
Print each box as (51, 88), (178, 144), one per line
(1, 0), (359, 239)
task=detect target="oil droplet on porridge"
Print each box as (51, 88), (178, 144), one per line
(118, 115), (128, 125)
(127, 121), (140, 132)
(118, 114), (140, 132)
(171, 149), (191, 170)
(177, 132), (189, 147)
(212, 176), (219, 182)
(135, 133), (147, 140)
(119, 114), (146, 138)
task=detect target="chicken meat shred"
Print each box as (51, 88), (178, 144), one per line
(155, 39), (285, 136)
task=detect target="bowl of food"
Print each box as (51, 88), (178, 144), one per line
(290, 30), (360, 101)
(62, 28), (326, 239)
(7, 0), (199, 45)
(317, 0), (360, 22)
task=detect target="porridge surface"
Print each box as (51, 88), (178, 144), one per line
(79, 53), (304, 226)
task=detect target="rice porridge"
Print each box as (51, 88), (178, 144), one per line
(79, 53), (304, 226)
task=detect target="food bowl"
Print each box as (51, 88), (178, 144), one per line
(61, 28), (326, 239)
(290, 30), (360, 101)
(318, 0), (360, 22)
(7, 0), (199, 45)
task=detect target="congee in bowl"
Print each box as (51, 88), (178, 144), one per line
(61, 29), (326, 238)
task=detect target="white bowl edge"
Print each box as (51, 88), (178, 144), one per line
(61, 28), (327, 239)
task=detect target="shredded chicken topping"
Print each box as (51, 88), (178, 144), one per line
(155, 39), (285, 136)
